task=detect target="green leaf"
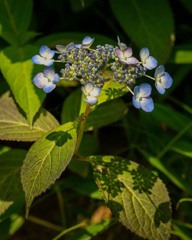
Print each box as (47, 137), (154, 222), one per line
(0, 0), (33, 45)
(68, 220), (113, 240)
(0, 94), (59, 141)
(86, 99), (128, 129)
(170, 45), (192, 63)
(90, 155), (172, 240)
(21, 122), (77, 213)
(0, 45), (45, 125)
(98, 73), (128, 105)
(171, 140), (192, 158)
(0, 149), (26, 216)
(109, 0), (174, 63)
(34, 32), (116, 48)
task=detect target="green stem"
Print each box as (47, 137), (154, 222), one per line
(54, 184), (66, 227)
(74, 103), (92, 154)
(27, 215), (64, 232)
(52, 222), (86, 240)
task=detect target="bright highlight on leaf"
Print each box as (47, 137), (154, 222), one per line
(90, 156), (172, 240)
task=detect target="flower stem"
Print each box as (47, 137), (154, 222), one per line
(145, 74), (155, 81)
(74, 103), (92, 154)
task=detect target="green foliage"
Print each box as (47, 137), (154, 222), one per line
(21, 122), (77, 214)
(109, 0), (174, 63)
(0, 0), (192, 239)
(90, 156), (171, 240)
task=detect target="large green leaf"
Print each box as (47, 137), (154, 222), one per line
(0, 149), (26, 216)
(0, 45), (45, 125)
(21, 122), (77, 213)
(0, 93), (59, 141)
(90, 155), (171, 240)
(109, 0), (174, 63)
(86, 99), (128, 129)
(0, 0), (33, 45)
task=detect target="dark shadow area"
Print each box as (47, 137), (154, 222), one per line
(154, 202), (171, 227)
(46, 130), (72, 147)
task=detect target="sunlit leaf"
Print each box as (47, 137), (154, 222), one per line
(90, 155), (171, 240)
(0, 0), (33, 44)
(0, 45), (45, 125)
(171, 140), (192, 158)
(21, 122), (77, 213)
(109, 0), (174, 63)
(0, 94), (59, 141)
(0, 149), (26, 216)
(170, 46), (192, 63)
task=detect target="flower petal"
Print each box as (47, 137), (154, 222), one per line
(140, 48), (150, 62)
(84, 96), (98, 105)
(140, 97), (154, 112)
(161, 72), (173, 89)
(43, 83), (56, 93)
(121, 57), (139, 65)
(90, 87), (101, 97)
(139, 83), (152, 97)
(154, 65), (165, 79)
(143, 56), (158, 70)
(39, 45), (55, 59)
(123, 48), (133, 58)
(155, 82), (165, 94)
(33, 73), (48, 89)
(115, 48), (124, 59)
(132, 96), (141, 109)
(43, 67), (55, 80)
(82, 36), (94, 47)
(53, 73), (60, 83)
(32, 55), (44, 65)
(81, 82), (94, 95)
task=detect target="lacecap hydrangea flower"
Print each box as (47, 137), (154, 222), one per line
(33, 67), (60, 93)
(32, 46), (55, 66)
(132, 83), (154, 112)
(31, 36), (173, 111)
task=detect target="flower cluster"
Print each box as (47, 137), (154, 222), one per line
(32, 36), (173, 111)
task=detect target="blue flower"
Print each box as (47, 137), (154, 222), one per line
(33, 67), (60, 93)
(154, 65), (173, 94)
(75, 36), (94, 49)
(140, 48), (157, 70)
(132, 83), (154, 112)
(115, 47), (139, 65)
(32, 46), (55, 66)
(81, 82), (101, 104)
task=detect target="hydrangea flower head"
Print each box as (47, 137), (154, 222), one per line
(140, 48), (158, 70)
(32, 46), (55, 66)
(132, 83), (154, 112)
(115, 47), (139, 65)
(154, 65), (173, 94)
(81, 82), (101, 104)
(75, 36), (94, 49)
(33, 67), (60, 93)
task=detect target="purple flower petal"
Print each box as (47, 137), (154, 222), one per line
(115, 48), (124, 59)
(123, 48), (133, 58)
(121, 57), (139, 65)
(82, 36), (94, 47)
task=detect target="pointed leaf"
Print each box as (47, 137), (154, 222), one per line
(0, 149), (26, 216)
(0, 45), (45, 125)
(0, 0), (33, 44)
(21, 122), (77, 212)
(90, 156), (172, 240)
(109, 0), (174, 63)
(0, 94), (59, 141)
